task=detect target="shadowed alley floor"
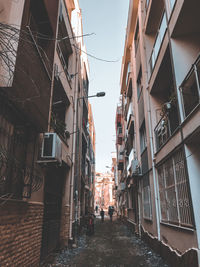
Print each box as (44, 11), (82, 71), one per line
(42, 216), (169, 267)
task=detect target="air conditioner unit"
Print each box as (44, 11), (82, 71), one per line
(131, 159), (140, 175)
(41, 133), (62, 163)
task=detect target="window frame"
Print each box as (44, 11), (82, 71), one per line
(157, 148), (194, 228)
(142, 173), (152, 220)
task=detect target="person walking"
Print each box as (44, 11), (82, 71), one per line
(100, 208), (105, 222)
(95, 205), (98, 213)
(108, 206), (114, 222)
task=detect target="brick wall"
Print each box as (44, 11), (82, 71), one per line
(60, 205), (70, 247)
(0, 200), (44, 267)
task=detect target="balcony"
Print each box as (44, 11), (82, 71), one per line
(127, 149), (134, 174)
(117, 127), (123, 136)
(118, 146), (124, 170)
(171, 0), (200, 38)
(154, 104), (179, 151)
(180, 55), (200, 119)
(116, 127), (123, 145)
(127, 103), (134, 133)
(51, 112), (67, 140)
(149, 12), (167, 75)
(51, 77), (70, 140)
(145, 0), (165, 34)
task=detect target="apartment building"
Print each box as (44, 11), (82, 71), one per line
(0, 0), (92, 265)
(116, 0), (200, 266)
(95, 172), (115, 211)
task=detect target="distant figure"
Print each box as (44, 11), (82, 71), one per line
(86, 212), (96, 235)
(100, 208), (105, 222)
(95, 205), (98, 213)
(108, 206), (114, 222)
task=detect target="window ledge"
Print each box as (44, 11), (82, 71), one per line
(144, 217), (153, 223)
(160, 221), (194, 232)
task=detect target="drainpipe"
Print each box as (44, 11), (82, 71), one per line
(140, 0), (161, 238)
(146, 89), (161, 241)
(69, 42), (79, 241)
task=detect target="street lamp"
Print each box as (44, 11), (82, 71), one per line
(71, 91), (105, 246)
(78, 91), (106, 100)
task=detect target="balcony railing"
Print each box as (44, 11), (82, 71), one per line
(149, 12), (167, 74)
(154, 105), (179, 150)
(180, 55), (200, 118)
(51, 112), (67, 140)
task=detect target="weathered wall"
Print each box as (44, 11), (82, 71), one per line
(0, 200), (43, 267)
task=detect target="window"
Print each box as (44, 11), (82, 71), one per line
(145, 0), (150, 11)
(181, 65), (200, 118)
(166, 0), (176, 15)
(137, 68), (142, 100)
(127, 186), (135, 210)
(140, 122), (147, 153)
(29, 0), (53, 49)
(134, 20), (139, 54)
(0, 99), (27, 199)
(142, 173), (152, 219)
(158, 148), (193, 227)
(149, 12), (167, 73)
(57, 8), (73, 81)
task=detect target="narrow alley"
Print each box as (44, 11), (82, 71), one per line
(1, 0), (200, 266)
(42, 216), (169, 267)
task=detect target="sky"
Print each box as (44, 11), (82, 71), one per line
(79, 0), (129, 172)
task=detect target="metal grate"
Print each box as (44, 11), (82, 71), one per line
(0, 96), (43, 199)
(157, 148), (193, 227)
(142, 173), (152, 220)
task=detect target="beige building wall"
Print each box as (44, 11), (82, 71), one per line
(118, 0), (200, 266)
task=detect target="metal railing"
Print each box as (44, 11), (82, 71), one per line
(51, 112), (67, 139)
(154, 105), (179, 150)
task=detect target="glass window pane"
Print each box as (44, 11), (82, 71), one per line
(154, 35), (160, 60)
(170, 0), (175, 9)
(159, 13), (167, 42)
(182, 71), (199, 117)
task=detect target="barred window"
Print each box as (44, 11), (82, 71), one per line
(158, 148), (193, 227)
(142, 173), (152, 220)
(0, 97), (43, 199)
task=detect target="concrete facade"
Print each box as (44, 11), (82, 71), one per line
(115, 1), (200, 266)
(0, 0), (95, 265)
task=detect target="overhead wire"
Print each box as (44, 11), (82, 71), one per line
(72, 44), (119, 63)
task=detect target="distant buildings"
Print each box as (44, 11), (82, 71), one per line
(95, 172), (115, 211)
(0, 0), (96, 265)
(115, 0), (200, 266)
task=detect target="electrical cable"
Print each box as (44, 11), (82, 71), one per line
(73, 44), (119, 63)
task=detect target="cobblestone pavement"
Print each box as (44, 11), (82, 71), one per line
(42, 216), (170, 267)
